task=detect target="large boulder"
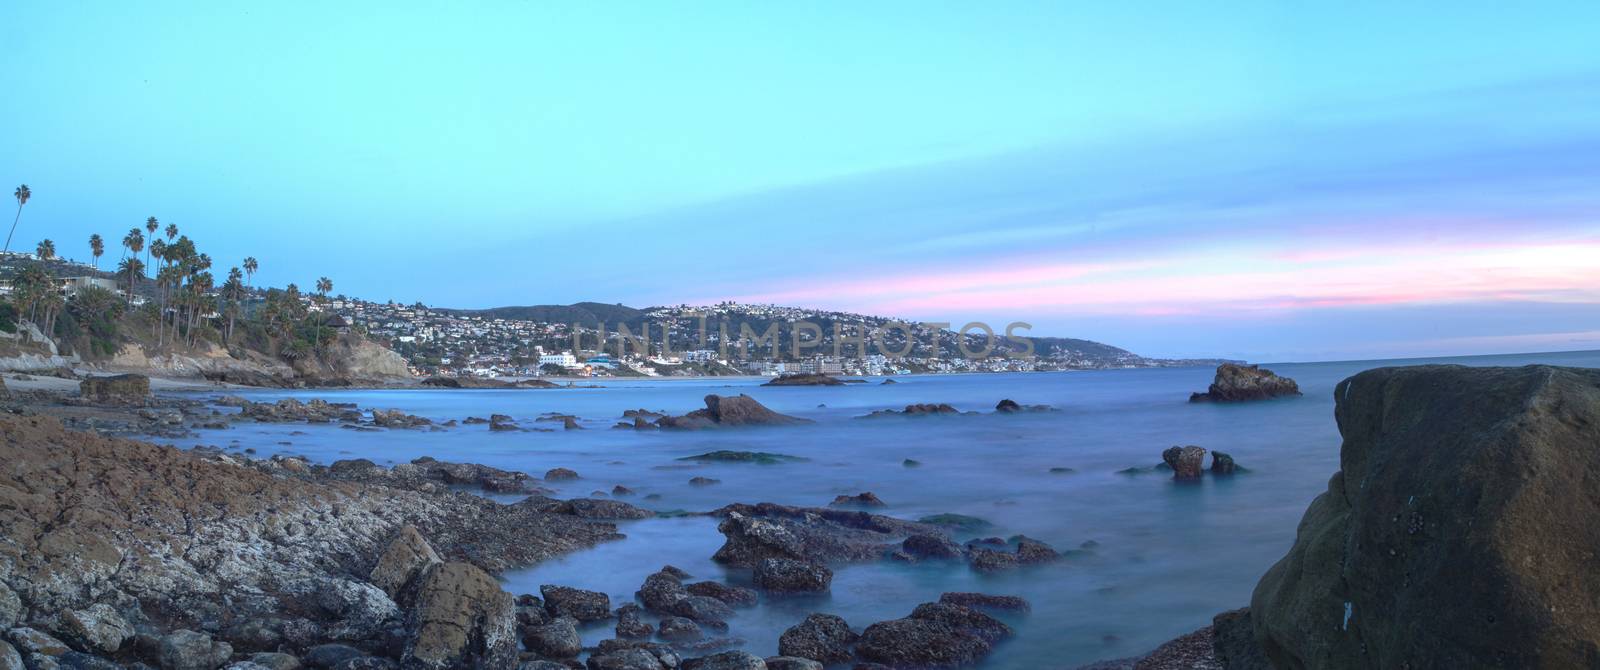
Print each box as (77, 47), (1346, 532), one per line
(1248, 365), (1600, 668)
(60, 604), (134, 655)
(159, 630), (234, 670)
(1161, 446), (1207, 480)
(1189, 363), (1301, 402)
(401, 562), (517, 670)
(854, 602), (1011, 668)
(777, 613), (857, 665)
(369, 526), (441, 601)
(761, 374), (843, 387)
(711, 503), (947, 567)
(753, 558), (831, 593)
(539, 585), (611, 622)
(656, 395), (811, 429)
(78, 374), (150, 405)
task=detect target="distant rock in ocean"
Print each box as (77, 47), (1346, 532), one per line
(656, 394), (813, 429)
(1188, 363), (1301, 402)
(762, 373), (846, 386)
(1216, 365), (1600, 668)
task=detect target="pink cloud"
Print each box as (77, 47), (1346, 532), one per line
(695, 238), (1600, 319)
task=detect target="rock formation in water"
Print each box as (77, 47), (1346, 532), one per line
(77, 373), (150, 405)
(1188, 363), (1302, 402)
(656, 394), (812, 429)
(761, 373), (845, 386)
(1215, 365), (1600, 668)
(1161, 446), (1208, 479)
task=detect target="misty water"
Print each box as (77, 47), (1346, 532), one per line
(178, 350), (1600, 668)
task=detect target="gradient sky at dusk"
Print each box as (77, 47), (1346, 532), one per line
(4, 3), (1600, 361)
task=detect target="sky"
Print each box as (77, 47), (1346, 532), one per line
(3, 2), (1600, 361)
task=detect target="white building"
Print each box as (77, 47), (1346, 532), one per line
(539, 353), (579, 368)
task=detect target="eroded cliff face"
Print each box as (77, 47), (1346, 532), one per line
(1240, 365), (1600, 669)
(96, 332), (409, 386)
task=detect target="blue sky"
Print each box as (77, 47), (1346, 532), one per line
(4, 3), (1600, 361)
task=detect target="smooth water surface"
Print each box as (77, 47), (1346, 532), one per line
(175, 351), (1600, 668)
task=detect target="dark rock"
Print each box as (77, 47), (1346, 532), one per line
(1210, 608), (1268, 669)
(0, 641), (22, 670)
(854, 603), (1011, 668)
(753, 558), (832, 593)
(1210, 451), (1237, 475)
(539, 498), (654, 520)
(79, 374), (150, 405)
(332, 658), (394, 670)
(656, 395), (812, 429)
(901, 459), (921, 468)
(656, 616), (702, 642)
(916, 514), (992, 532)
(403, 562), (518, 670)
(613, 485), (635, 497)
(684, 582), (758, 608)
(1189, 363), (1301, 403)
(637, 570), (690, 613)
(900, 534), (964, 560)
(586, 640), (680, 670)
(689, 477), (720, 487)
(762, 658), (821, 670)
(303, 644), (365, 669)
(370, 408), (432, 429)
(616, 604), (654, 639)
(522, 616), (582, 659)
(667, 596), (735, 623)
(159, 630), (234, 670)
(56, 651), (119, 670)
(249, 653), (302, 670)
(761, 373), (844, 387)
(828, 492), (885, 507)
(678, 451), (807, 465)
(545, 468), (580, 481)
(540, 585), (611, 622)
(680, 651), (765, 670)
(489, 414), (519, 431)
(1248, 365), (1600, 668)
(994, 399), (1022, 413)
(712, 503), (948, 567)
(861, 403), (961, 418)
(778, 613), (857, 665)
(938, 592), (1030, 613)
(1161, 446), (1207, 480)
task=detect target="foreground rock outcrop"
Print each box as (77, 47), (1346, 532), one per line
(1221, 365), (1600, 668)
(1188, 363), (1301, 403)
(0, 415), (624, 668)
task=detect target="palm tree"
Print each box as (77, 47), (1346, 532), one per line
(316, 277), (332, 302)
(5, 184), (31, 254)
(89, 234), (104, 269)
(35, 239), (54, 262)
(144, 217), (159, 272)
(117, 258), (145, 307)
(121, 228), (145, 306)
(243, 256), (258, 289)
(224, 266), (245, 341)
(165, 222), (177, 241)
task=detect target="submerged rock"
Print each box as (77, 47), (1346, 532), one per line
(860, 403), (963, 418)
(679, 450), (808, 465)
(1189, 363), (1301, 403)
(1210, 451), (1237, 475)
(938, 592), (1030, 613)
(1161, 446), (1208, 480)
(711, 503), (948, 567)
(681, 650), (766, 670)
(685, 582), (758, 608)
(828, 492), (885, 507)
(1245, 365), (1600, 668)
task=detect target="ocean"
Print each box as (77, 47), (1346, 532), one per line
(176, 349), (1600, 668)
